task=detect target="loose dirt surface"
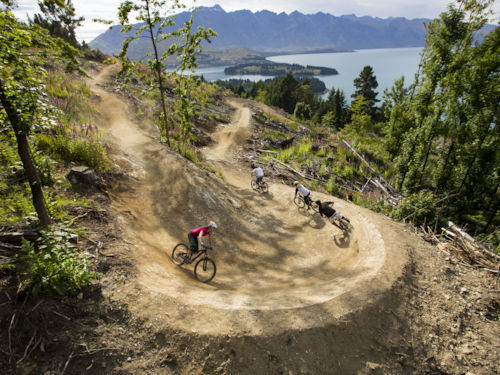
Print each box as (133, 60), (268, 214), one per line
(93, 66), (406, 335)
(92, 65), (499, 374)
(2, 65), (497, 375)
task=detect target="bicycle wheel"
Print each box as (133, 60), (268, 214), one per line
(336, 217), (351, 231)
(341, 218), (351, 231)
(171, 243), (188, 265)
(194, 257), (216, 283)
(251, 179), (258, 190)
(310, 200), (319, 213)
(331, 216), (343, 230)
(260, 181), (268, 193)
(294, 195), (305, 208)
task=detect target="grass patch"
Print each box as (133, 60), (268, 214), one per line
(46, 71), (97, 124)
(36, 121), (110, 172)
(18, 226), (99, 296)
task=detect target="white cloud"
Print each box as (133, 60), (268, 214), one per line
(9, 0), (500, 43)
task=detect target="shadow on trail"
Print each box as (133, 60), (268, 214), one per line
(135, 147), (367, 292)
(257, 190), (274, 200)
(307, 213), (326, 229)
(333, 231), (352, 248)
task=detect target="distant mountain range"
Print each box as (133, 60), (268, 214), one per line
(89, 4), (494, 65)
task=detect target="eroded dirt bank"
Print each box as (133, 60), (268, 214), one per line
(90, 65), (498, 374)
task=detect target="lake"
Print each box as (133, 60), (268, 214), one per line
(195, 47), (424, 103)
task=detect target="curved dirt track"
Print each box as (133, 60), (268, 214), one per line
(92, 66), (409, 337)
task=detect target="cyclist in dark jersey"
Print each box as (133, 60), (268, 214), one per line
(316, 200), (350, 224)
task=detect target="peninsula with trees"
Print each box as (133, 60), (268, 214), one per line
(224, 62), (338, 77)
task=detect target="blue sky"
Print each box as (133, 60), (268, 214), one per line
(10, 0), (500, 42)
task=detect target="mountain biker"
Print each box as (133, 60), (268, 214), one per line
(315, 200), (350, 225)
(186, 221), (217, 261)
(293, 181), (312, 205)
(251, 164), (264, 185)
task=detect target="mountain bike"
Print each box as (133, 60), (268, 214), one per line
(331, 214), (351, 232)
(293, 194), (319, 212)
(171, 242), (217, 283)
(251, 178), (268, 193)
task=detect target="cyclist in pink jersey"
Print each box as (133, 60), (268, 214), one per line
(186, 221), (217, 261)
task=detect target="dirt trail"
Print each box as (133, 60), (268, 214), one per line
(91, 66), (409, 337)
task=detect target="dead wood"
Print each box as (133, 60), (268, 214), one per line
(0, 231), (40, 243)
(270, 157), (309, 179)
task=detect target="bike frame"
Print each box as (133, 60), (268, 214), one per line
(190, 247), (209, 262)
(299, 195), (313, 208)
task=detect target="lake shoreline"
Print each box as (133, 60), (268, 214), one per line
(194, 47), (424, 101)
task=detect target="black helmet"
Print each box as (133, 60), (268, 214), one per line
(251, 164), (256, 169)
(315, 200), (321, 205)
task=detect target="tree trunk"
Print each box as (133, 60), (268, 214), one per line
(434, 140), (454, 194)
(458, 136), (487, 194)
(483, 184), (499, 233)
(0, 80), (51, 227)
(418, 128), (436, 185)
(398, 135), (418, 191)
(145, 0), (171, 147)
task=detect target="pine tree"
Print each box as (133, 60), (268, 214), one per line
(390, 0), (499, 233)
(268, 72), (298, 114)
(382, 76), (412, 157)
(32, 0), (83, 48)
(352, 65), (379, 118)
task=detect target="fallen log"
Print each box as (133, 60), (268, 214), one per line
(270, 157), (308, 179)
(0, 241), (22, 250)
(0, 231), (40, 243)
(0, 231), (78, 244)
(341, 139), (397, 194)
(447, 221), (500, 262)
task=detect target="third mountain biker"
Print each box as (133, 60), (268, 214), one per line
(251, 164), (264, 185)
(316, 200), (350, 225)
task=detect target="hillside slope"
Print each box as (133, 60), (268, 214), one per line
(85, 65), (499, 374)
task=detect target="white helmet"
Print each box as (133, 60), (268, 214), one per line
(208, 220), (217, 229)
(293, 181), (299, 186)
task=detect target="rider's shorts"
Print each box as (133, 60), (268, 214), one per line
(188, 232), (198, 252)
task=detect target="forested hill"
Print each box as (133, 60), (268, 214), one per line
(90, 4), (430, 58)
(224, 63), (338, 77)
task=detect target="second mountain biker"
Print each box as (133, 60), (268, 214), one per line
(293, 181), (312, 205)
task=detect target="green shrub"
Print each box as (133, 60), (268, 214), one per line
(319, 163), (327, 176)
(294, 102), (312, 120)
(32, 151), (55, 186)
(316, 147), (328, 157)
(391, 190), (437, 224)
(325, 176), (334, 193)
(296, 140), (312, 157)
(178, 144), (199, 162)
(277, 148), (294, 164)
(476, 231), (500, 255)
(36, 121), (109, 172)
(18, 226), (99, 296)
